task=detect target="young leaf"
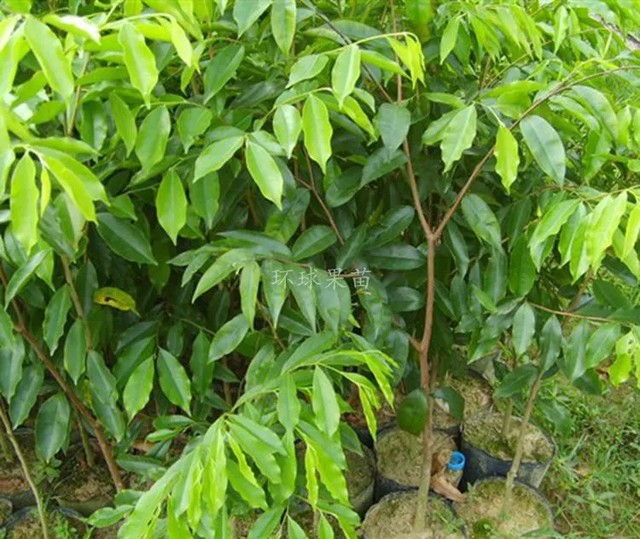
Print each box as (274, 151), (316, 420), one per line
(586, 193), (627, 269)
(35, 393), (70, 462)
(64, 319), (87, 384)
(331, 44), (361, 108)
(312, 367), (340, 437)
(245, 140), (284, 208)
(240, 260), (260, 327)
(194, 136), (244, 180)
(109, 94), (137, 156)
(287, 55), (329, 87)
(512, 302), (535, 357)
(440, 16), (460, 63)
(520, 115), (566, 185)
(157, 348), (192, 414)
(273, 104), (301, 159)
(233, 0), (272, 36)
(156, 170), (187, 244)
(135, 106), (171, 173)
(203, 45), (245, 102)
(118, 23), (158, 105)
(441, 105), (476, 172)
(23, 18), (74, 100)
(177, 108), (212, 152)
(377, 103), (411, 151)
(302, 94), (333, 173)
(529, 200), (579, 267)
(271, 0), (296, 55)
(623, 202), (640, 258)
(123, 356), (155, 420)
(495, 124), (520, 193)
(10, 153), (39, 254)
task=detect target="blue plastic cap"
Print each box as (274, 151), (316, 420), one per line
(447, 451), (466, 471)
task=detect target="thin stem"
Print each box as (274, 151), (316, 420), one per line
(61, 256), (92, 349)
(77, 414), (95, 468)
(529, 302), (618, 325)
(501, 400), (513, 440)
(0, 401), (49, 539)
(505, 370), (544, 493)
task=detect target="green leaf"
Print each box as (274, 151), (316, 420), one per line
(5, 250), (49, 307)
(495, 365), (538, 398)
(281, 331), (337, 372)
(240, 260), (260, 328)
(135, 106), (171, 173)
(495, 125), (520, 193)
(0, 341), (24, 402)
(277, 374), (300, 431)
(35, 393), (70, 462)
(109, 94), (137, 156)
(366, 243), (425, 270)
(302, 94), (333, 173)
(118, 23), (158, 105)
(312, 367), (340, 437)
(64, 319), (86, 384)
(520, 115), (566, 185)
(204, 44), (245, 102)
(209, 314), (250, 363)
(245, 140), (284, 208)
(233, 0), (272, 36)
(332, 44), (361, 108)
(43, 14), (101, 43)
(194, 136), (244, 181)
(585, 324), (619, 371)
(10, 153), (39, 254)
(157, 348), (192, 414)
(440, 16), (460, 63)
(190, 172), (220, 229)
(192, 249), (254, 301)
(292, 225), (337, 261)
(87, 351), (125, 441)
(190, 332), (214, 398)
(288, 55), (328, 87)
(9, 364), (44, 428)
(377, 103), (411, 151)
(441, 105), (477, 172)
(560, 320), (589, 381)
(228, 422), (283, 483)
(123, 356), (155, 420)
(539, 315), (562, 371)
(271, 0), (296, 55)
(261, 259), (288, 327)
(165, 18), (193, 66)
(461, 193), (502, 249)
(508, 234), (536, 296)
(623, 202), (640, 258)
(23, 18), (74, 100)
(512, 302), (535, 357)
(529, 200), (579, 267)
(397, 388), (427, 436)
(273, 104), (301, 159)
(247, 507), (284, 539)
(571, 85), (618, 142)
(156, 170), (187, 244)
(227, 459), (266, 510)
(586, 193), (627, 269)
(96, 213), (157, 265)
(432, 387), (464, 422)
(288, 517), (309, 539)
(177, 108), (212, 152)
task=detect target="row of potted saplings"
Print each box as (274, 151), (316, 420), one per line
(349, 373), (556, 538)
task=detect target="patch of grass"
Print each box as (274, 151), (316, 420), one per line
(540, 384), (640, 538)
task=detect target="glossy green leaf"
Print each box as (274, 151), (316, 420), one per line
(4, 250), (49, 307)
(194, 136), (244, 180)
(441, 105), (477, 172)
(0, 341), (24, 402)
(10, 153), (39, 254)
(208, 314), (250, 363)
(366, 243), (425, 270)
(377, 103), (411, 151)
(271, 0), (296, 55)
(560, 320), (589, 381)
(157, 348), (192, 414)
(24, 18), (74, 100)
(156, 170), (187, 244)
(292, 225), (337, 261)
(433, 387), (464, 421)
(64, 319), (86, 383)
(520, 115), (566, 185)
(273, 104), (301, 159)
(123, 356), (155, 420)
(118, 22), (158, 105)
(9, 364), (44, 428)
(288, 55), (328, 87)
(512, 302), (535, 357)
(35, 393), (70, 462)
(397, 388), (427, 436)
(135, 106), (171, 173)
(96, 213), (157, 265)
(312, 367), (340, 436)
(332, 44), (361, 108)
(240, 260), (260, 327)
(461, 194), (502, 249)
(302, 94), (333, 173)
(587, 193), (627, 269)
(495, 364), (538, 398)
(109, 93), (137, 156)
(190, 172), (220, 229)
(245, 140), (283, 208)
(204, 45), (245, 102)
(539, 315), (562, 371)
(233, 0), (272, 36)
(277, 374), (300, 431)
(192, 249), (254, 301)
(44, 14), (101, 43)
(529, 199), (579, 267)
(177, 108), (212, 152)
(440, 16), (460, 63)
(261, 259), (288, 327)
(623, 202), (640, 258)
(585, 324), (619, 372)
(495, 125), (519, 193)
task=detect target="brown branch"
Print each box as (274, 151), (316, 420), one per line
(529, 302), (616, 325)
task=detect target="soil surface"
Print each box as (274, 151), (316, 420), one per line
(376, 428), (456, 486)
(345, 446), (375, 499)
(0, 436), (37, 495)
(361, 491), (466, 539)
(464, 412), (554, 463)
(433, 375), (493, 430)
(455, 479), (553, 538)
(6, 509), (84, 539)
(0, 498), (12, 526)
